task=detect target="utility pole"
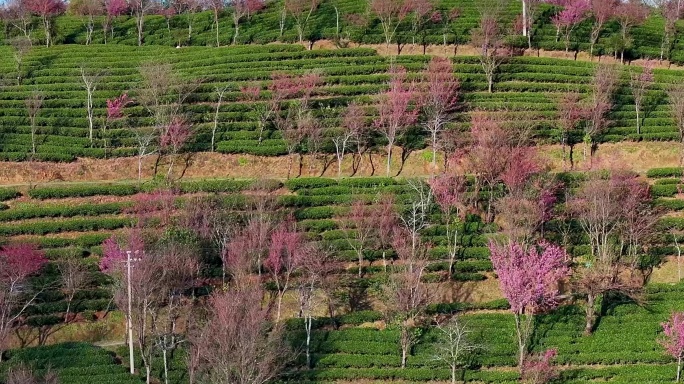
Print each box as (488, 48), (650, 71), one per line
(125, 250), (140, 375)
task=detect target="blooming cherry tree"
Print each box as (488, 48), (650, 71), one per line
(489, 240), (569, 367)
(661, 312), (684, 382)
(0, 244), (47, 361)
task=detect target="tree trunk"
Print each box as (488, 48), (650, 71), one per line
(233, 20), (239, 45)
(514, 314), (526, 368)
(636, 105), (640, 135)
(584, 292), (596, 335)
(678, 355), (682, 382)
(431, 131), (438, 174)
(305, 315), (312, 369)
(386, 143), (393, 177)
(215, 12), (220, 47)
(451, 364), (456, 384)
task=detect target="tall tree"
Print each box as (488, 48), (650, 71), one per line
(333, 102), (366, 178)
(285, 0), (320, 45)
(471, 1), (505, 93)
(488, 240), (569, 367)
(265, 219), (307, 322)
(521, 0), (545, 48)
(421, 56), (459, 172)
(660, 311), (684, 382)
(340, 200), (377, 277)
(160, 115), (193, 180)
(571, 171), (646, 334)
(655, 0), (681, 61)
(80, 66), (101, 145)
(25, 91), (44, 158)
(387, 228), (431, 369)
(614, 0), (648, 63)
(3, 0), (34, 39)
(408, 0), (434, 53)
(432, 317), (479, 384)
(188, 286), (290, 384)
(588, 0), (617, 59)
(69, 0), (103, 45)
(25, 0), (65, 46)
(231, 0), (264, 44)
(629, 61), (654, 135)
(369, 0), (411, 54)
(584, 64), (618, 160)
(131, 0), (156, 46)
(9, 36), (32, 85)
(0, 244), (47, 362)
(102, 0), (127, 44)
(668, 83), (684, 167)
(551, 0), (590, 54)
(429, 174), (467, 278)
(373, 65), (418, 177)
(557, 92), (586, 169)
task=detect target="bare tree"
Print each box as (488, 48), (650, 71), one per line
(284, 0), (321, 45)
(629, 62), (653, 135)
(189, 286), (291, 384)
(134, 128), (157, 182)
(668, 83), (684, 167)
(25, 91), (44, 158)
(3, 0), (34, 39)
(387, 227), (431, 369)
(374, 65), (419, 176)
(432, 317), (479, 384)
(421, 56), (459, 172)
(471, 0), (505, 93)
(584, 64), (618, 160)
(9, 36), (32, 85)
(333, 102), (365, 178)
(340, 200), (377, 277)
(80, 66), (101, 145)
(131, 0), (155, 46)
(211, 84), (229, 152)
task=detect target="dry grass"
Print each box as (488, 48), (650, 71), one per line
(310, 40), (684, 69)
(0, 142), (679, 187)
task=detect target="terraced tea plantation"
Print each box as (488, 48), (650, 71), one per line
(11, 0), (684, 63)
(1, 44), (684, 164)
(4, 0), (684, 383)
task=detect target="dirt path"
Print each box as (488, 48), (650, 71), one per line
(0, 142), (677, 187)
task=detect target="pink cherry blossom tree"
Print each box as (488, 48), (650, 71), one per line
(0, 243), (47, 361)
(160, 116), (193, 180)
(374, 65), (419, 176)
(102, 0), (128, 43)
(70, 0), (104, 45)
(557, 92), (586, 169)
(369, 0), (412, 54)
(521, 348), (559, 384)
(629, 61), (654, 135)
(25, 0), (66, 46)
(660, 311), (684, 382)
(284, 0), (321, 45)
(588, 0), (617, 59)
(265, 219), (307, 322)
(340, 200), (377, 277)
(657, 0), (681, 61)
(231, 0), (265, 44)
(488, 240), (569, 368)
(421, 56), (459, 172)
(333, 102), (366, 178)
(429, 174), (467, 278)
(614, 0), (649, 63)
(551, 0), (590, 54)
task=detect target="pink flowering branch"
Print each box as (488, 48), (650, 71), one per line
(661, 312), (684, 382)
(489, 240), (569, 368)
